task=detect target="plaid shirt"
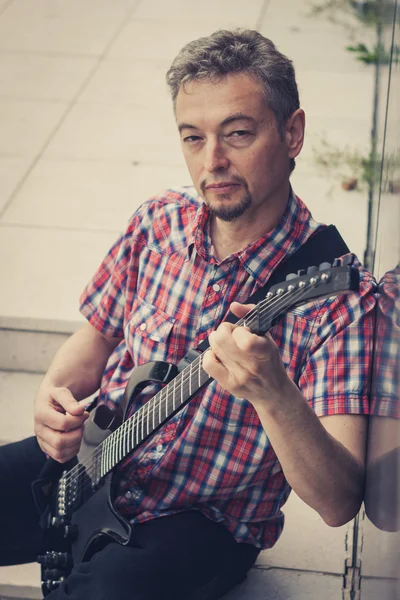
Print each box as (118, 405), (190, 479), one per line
(80, 187), (376, 549)
(370, 265), (400, 418)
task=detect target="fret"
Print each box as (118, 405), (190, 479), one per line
(189, 363), (193, 397)
(123, 420), (128, 458)
(173, 377), (177, 411)
(133, 411), (139, 446)
(129, 417), (135, 448)
(146, 400), (150, 436)
(100, 442), (106, 478)
(152, 397), (156, 430)
(198, 357), (201, 388)
(117, 426), (123, 464)
(181, 372), (184, 406)
(114, 428), (119, 466)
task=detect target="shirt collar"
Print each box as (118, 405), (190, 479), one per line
(186, 191), (320, 283)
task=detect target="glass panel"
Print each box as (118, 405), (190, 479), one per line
(362, 1), (400, 598)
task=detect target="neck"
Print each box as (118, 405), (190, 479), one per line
(210, 189), (290, 262)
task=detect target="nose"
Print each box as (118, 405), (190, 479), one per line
(204, 138), (229, 173)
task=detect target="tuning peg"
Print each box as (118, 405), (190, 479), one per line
(307, 265), (318, 274)
(319, 262), (331, 270)
(286, 273), (298, 281)
(297, 269), (306, 277)
(332, 258), (341, 267)
(342, 254), (354, 266)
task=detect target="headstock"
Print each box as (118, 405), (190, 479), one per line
(241, 256), (360, 335)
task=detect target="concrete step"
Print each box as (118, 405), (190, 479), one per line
(0, 323), (71, 374)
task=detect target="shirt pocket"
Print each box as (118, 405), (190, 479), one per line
(125, 295), (176, 364)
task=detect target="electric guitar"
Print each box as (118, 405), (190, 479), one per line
(33, 258), (359, 596)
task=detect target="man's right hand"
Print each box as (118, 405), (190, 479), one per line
(34, 386), (90, 463)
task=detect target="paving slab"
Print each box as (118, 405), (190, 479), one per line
(0, 226), (117, 329)
(224, 567), (343, 599)
(77, 57), (173, 109)
(0, 100), (68, 158)
(1, 159), (191, 231)
(132, 0), (263, 27)
(0, 0), (141, 56)
(107, 19), (256, 62)
(43, 102), (184, 166)
(360, 577), (399, 600)
(0, 157), (32, 215)
(0, 54), (96, 103)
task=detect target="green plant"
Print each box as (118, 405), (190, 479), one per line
(346, 42), (392, 64)
(307, 0), (396, 63)
(312, 137), (376, 191)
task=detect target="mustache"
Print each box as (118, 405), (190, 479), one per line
(200, 175), (248, 194)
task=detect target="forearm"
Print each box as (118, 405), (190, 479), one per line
(40, 323), (120, 400)
(253, 380), (365, 526)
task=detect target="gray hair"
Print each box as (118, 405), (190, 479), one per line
(166, 29), (300, 172)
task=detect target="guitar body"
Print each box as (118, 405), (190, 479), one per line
(33, 261), (359, 596)
(35, 361), (177, 596)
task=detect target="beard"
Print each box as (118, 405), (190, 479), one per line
(201, 176), (253, 222)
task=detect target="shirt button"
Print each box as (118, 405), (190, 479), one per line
(125, 490), (133, 499)
(212, 283), (221, 292)
(156, 444), (163, 452)
(140, 323), (147, 331)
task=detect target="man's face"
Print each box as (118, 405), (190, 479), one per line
(175, 73), (302, 223)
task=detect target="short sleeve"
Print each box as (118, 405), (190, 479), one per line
(297, 265), (376, 417)
(79, 232), (131, 338)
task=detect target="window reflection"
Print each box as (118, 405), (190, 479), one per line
(365, 264), (400, 532)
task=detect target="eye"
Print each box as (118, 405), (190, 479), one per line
(182, 135), (202, 143)
(229, 130), (251, 138)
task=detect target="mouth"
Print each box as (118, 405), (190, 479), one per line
(205, 182), (241, 194)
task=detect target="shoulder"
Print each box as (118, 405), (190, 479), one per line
(123, 186), (202, 248)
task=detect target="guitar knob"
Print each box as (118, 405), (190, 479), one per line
(307, 265), (318, 274)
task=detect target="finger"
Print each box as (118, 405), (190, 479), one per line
(232, 326), (273, 358)
(229, 302), (256, 319)
(51, 387), (88, 416)
(35, 405), (88, 433)
(36, 427), (84, 463)
(202, 349), (228, 380)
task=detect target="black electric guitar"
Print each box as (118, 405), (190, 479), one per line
(33, 260), (359, 596)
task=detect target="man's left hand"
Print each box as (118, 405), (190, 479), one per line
(202, 302), (294, 407)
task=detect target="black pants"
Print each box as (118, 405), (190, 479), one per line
(0, 437), (259, 600)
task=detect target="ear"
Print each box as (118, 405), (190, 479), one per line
(285, 109), (305, 159)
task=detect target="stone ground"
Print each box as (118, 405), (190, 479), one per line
(0, 0), (396, 598)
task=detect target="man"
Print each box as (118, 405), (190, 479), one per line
(0, 29), (375, 600)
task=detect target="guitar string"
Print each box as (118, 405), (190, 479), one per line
(59, 277), (320, 497)
(59, 276), (320, 499)
(60, 276), (323, 497)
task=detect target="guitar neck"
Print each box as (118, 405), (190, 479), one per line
(98, 356), (211, 479)
(67, 261), (359, 498)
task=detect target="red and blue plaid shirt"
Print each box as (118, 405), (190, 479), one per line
(80, 187), (376, 549)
